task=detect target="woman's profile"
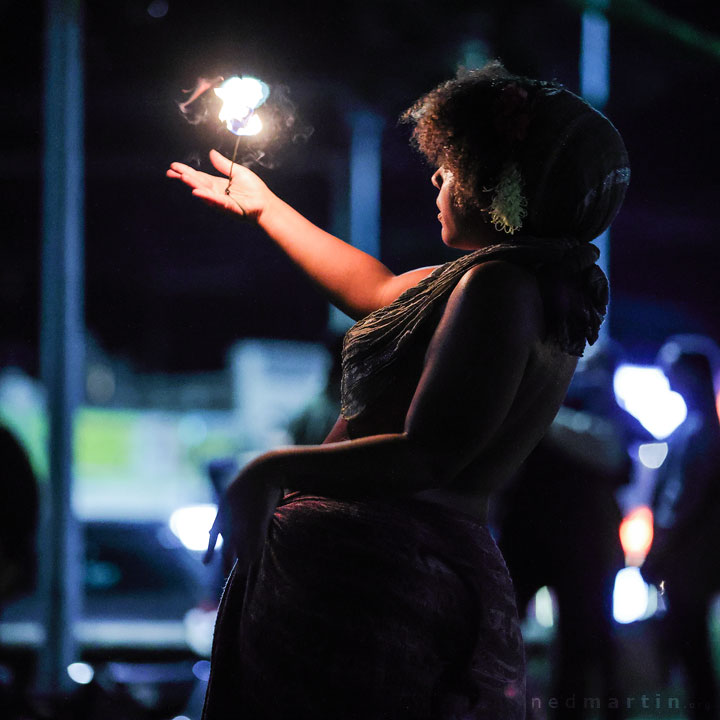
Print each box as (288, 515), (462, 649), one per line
(167, 61), (629, 719)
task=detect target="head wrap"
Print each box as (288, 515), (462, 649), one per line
(516, 86), (630, 242)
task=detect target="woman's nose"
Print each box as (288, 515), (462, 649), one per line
(431, 169), (443, 189)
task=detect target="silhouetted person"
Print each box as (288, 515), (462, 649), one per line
(643, 335), (720, 719)
(169, 63), (630, 719)
(0, 425), (38, 607)
(0, 424), (39, 716)
(498, 341), (644, 719)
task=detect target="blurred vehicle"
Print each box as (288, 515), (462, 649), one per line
(0, 515), (222, 719)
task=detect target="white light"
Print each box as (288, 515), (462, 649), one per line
(67, 662), (94, 685)
(638, 442), (669, 469)
(214, 76), (269, 136)
(169, 504), (223, 552)
(613, 365), (687, 439)
(613, 567), (650, 624)
(534, 586), (555, 628)
(184, 607), (217, 658)
(235, 113), (263, 136)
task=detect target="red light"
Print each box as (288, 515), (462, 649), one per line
(619, 506), (654, 561)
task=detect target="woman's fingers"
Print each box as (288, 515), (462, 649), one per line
(167, 163), (215, 190)
(168, 161), (194, 177)
(167, 156), (253, 219)
(208, 149), (233, 176)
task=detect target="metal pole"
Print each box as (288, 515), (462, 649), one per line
(329, 109), (384, 333)
(580, 0), (611, 338)
(37, 0), (85, 695)
(348, 110), (384, 259)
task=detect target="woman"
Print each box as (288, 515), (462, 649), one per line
(167, 62), (629, 719)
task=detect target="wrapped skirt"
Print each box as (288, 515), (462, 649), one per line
(202, 493), (525, 719)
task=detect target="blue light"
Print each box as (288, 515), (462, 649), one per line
(638, 442), (669, 469)
(147, 0), (168, 18)
(580, 8), (610, 108)
(613, 364), (687, 439)
(67, 662), (94, 685)
(192, 660), (211, 682)
(349, 111), (383, 259)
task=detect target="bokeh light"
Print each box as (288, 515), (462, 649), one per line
(613, 567), (650, 624)
(613, 365), (687, 439)
(169, 504), (222, 552)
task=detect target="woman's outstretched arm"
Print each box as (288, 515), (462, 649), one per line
(167, 150), (436, 318)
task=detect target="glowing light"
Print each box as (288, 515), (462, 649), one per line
(214, 76), (269, 136)
(169, 504), (223, 552)
(638, 442), (668, 469)
(239, 113), (263, 135)
(192, 659), (212, 682)
(534, 586), (555, 628)
(184, 607), (217, 657)
(613, 567), (650, 624)
(613, 364), (687, 439)
(619, 506), (654, 559)
(67, 662), (94, 685)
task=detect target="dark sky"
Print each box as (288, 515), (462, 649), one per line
(2, 0), (719, 374)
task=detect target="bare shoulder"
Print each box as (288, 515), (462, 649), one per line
(449, 259), (544, 342)
(458, 259), (540, 297)
(379, 265), (440, 307)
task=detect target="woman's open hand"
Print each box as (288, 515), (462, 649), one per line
(166, 149), (271, 221)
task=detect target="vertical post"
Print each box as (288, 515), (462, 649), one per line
(329, 109), (384, 333)
(327, 153), (352, 334)
(580, 0), (610, 110)
(580, 0), (611, 338)
(348, 110), (384, 259)
(37, 0), (85, 695)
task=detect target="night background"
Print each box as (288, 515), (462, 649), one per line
(1, 1), (720, 718)
(3, 0), (719, 375)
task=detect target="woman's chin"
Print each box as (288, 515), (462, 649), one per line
(442, 235), (494, 251)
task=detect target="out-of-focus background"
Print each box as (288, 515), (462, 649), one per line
(1, 1), (719, 718)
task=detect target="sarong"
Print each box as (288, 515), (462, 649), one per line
(202, 493), (525, 719)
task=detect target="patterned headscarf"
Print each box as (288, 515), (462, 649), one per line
(517, 86), (629, 241)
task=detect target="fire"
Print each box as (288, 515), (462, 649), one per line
(214, 76), (269, 136)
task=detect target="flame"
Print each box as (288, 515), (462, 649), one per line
(236, 113), (263, 136)
(214, 76), (269, 136)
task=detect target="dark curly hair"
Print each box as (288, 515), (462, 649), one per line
(401, 62), (558, 212)
(401, 61), (629, 242)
